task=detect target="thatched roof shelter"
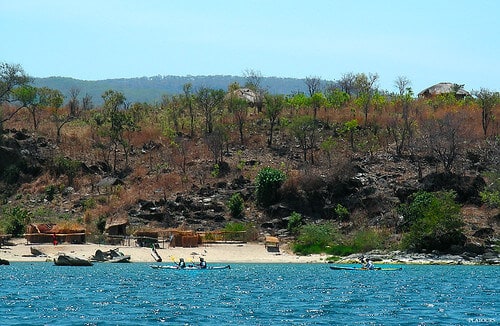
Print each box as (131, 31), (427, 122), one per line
(228, 88), (259, 105)
(418, 82), (470, 99)
(104, 216), (129, 231)
(25, 223), (86, 244)
(104, 216), (129, 245)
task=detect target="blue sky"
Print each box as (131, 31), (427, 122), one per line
(1, 0), (498, 93)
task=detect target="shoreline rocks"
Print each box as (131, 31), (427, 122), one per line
(336, 250), (500, 265)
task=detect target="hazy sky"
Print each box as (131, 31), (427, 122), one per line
(1, 0), (498, 93)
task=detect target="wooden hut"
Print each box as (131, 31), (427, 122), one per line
(25, 223), (86, 244)
(104, 216), (129, 245)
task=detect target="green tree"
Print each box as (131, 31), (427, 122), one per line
(183, 83), (195, 137)
(342, 119), (359, 151)
(0, 63), (32, 128)
(100, 90), (139, 173)
(196, 87), (225, 134)
(45, 88), (69, 143)
(255, 167), (286, 207)
(308, 92), (327, 121)
(473, 88), (500, 137)
(354, 72), (379, 126)
(12, 85), (39, 130)
(264, 94), (285, 147)
(325, 87), (350, 110)
(227, 83), (248, 144)
(399, 191), (465, 252)
(320, 136), (336, 168)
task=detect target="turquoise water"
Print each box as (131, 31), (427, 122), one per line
(0, 263), (498, 325)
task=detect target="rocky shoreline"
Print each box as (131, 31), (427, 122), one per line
(335, 249), (500, 265)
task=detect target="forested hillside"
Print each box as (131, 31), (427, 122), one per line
(33, 75), (311, 105)
(1, 63), (499, 259)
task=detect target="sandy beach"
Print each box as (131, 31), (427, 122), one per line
(0, 238), (326, 264)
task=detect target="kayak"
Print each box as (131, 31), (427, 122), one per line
(150, 264), (231, 270)
(329, 265), (402, 271)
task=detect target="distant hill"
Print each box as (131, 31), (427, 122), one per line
(33, 75), (315, 105)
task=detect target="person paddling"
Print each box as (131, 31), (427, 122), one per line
(178, 258), (186, 268)
(365, 259), (375, 270)
(199, 257), (207, 269)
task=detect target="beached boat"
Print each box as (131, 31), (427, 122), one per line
(329, 265), (402, 271)
(91, 248), (131, 263)
(150, 264), (231, 270)
(151, 247), (162, 262)
(54, 254), (93, 266)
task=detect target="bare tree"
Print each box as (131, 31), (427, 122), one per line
(68, 87), (80, 117)
(394, 76), (411, 96)
(82, 93), (93, 111)
(422, 112), (468, 174)
(305, 76), (321, 96)
(387, 85), (415, 156)
(337, 72), (356, 96)
(243, 69), (265, 112)
(205, 124), (228, 164)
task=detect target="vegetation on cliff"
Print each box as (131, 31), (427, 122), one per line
(1, 63), (499, 256)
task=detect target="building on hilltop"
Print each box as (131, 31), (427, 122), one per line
(418, 82), (470, 99)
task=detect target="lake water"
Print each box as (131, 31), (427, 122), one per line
(0, 263), (498, 325)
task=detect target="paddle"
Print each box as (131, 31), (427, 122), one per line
(170, 255), (179, 267)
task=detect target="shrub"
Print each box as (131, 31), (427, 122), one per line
(287, 211), (303, 235)
(227, 193), (244, 219)
(351, 228), (388, 252)
(400, 191), (465, 252)
(255, 167), (286, 207)
(334, 204), (349, 220)
(480, 170), (500, 208)
(2, 165), (20, 184)
(223, 222), (254, 241)
(0, 206), (31, 236)
(45, 184), (58, 201)
(292, 222), (340, 255)
(52, 155), (81, 186)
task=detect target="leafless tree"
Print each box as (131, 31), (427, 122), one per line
(394, 76), (411, 96)
(422, 112), (468, 174)
(243, 69), (265, 112)
(305, 76), (321, 96)
(337, 72), (356, 96)
(82, 93), (93, 111)
(68, 87), (80, 117)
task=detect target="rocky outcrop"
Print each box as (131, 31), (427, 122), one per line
(337, 249), (500, 265)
